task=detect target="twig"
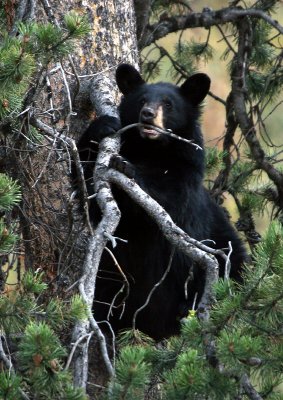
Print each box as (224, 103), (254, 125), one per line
(0, 335), (12, 370)
(184, 269), (194, 300)
(31, 136), (57, 188)
(30, 116), (94, 235)
(240, 373), (264, 400)
(231, 18), (283, 209)
(58, 62), (73, 130)
(132, 248), (175, 329)
(64, 332), (94, 371)
(78, 282), (114, 378)
(69, 139), (94, 235)
(104, 246), (130, 319)
(117, 122), (203, 150)
(224, 241), (233, 280)
(145, 6), (283, 46)
(107, 168), (227, 264)
(0, 335), (31, 400)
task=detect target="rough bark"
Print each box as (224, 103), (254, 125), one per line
(134, 0), (152, 48)
(7, 0), (139, 278)
(4, 0), (139, 393)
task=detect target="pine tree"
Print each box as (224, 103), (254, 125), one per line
(0, 1), (282, 399)
(0, 11), (89, 399)
(109, 222), (283, 399)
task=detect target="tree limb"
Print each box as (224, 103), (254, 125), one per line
(71, 75), (121, 388)
(106, 167), (223, 319)
(231, 17), (283, 210)
(144, 6), (283, 47)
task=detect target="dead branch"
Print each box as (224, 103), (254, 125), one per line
(106, 167), (223, 322)
(118, 122), (203, 149)
(240, 374), (264, 400)
(144, 6), (283, 47)
(71, 75), (121, 388)
(231, 17), (283, 209)
(107, 167), (227, 266)
(0, 335), (30, 400)
(132, 248), (175, 330)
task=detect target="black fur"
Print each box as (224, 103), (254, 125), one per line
(74, 64), (247, 340)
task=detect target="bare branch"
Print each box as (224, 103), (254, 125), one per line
(107, 168), (226, 265)
(144, 6), (283, 47)
(30, 116), (94, 235)
(64, 332), (93, 371)
(71, 76), (121, 388)
(231, 17), (283, 208)
(0, 336), (30, 400)
(240, 373), (264, 400)
(132, 248), (175, 329)
(118, 122), (203, 149)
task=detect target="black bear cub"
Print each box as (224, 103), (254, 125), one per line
(76, 64), (246, 340)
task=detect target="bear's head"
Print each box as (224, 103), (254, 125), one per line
(116, 64), (210, 142)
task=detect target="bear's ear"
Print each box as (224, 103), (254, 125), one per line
(180, 73), (211, 105)
(116, 64), (145, 95)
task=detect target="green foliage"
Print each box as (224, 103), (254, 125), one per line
(69, 294), (89, 322)
(0, 12), (89, 122)
(217, 329), (263, 370)
(19, 321), (66, 371)
(205, 147), (226, 177)
(118, 328), (155, 347)
(64, 12), (90, 38)
(250, 20), (274, 68)
(0, 372), (22, 400)
(174, 40), (211, 76)
(0, 173), (21, 211)
(0, 268), (88, 398)
(22, 270), (48, 295)
(0, 219), (18, 253)
(111, 346), (151, 399)
(186, 40), (214, 63)
(240, 190), (266, 214)
(108, 223), (283, 399)
(151, 0), (189, 16)
(0, 42), (35, 88)
(164, 349), (207, 399)
(228, 160), (255, 192)
(18, 322), (86, 399)
(254, 0), (278, 13)
(0, 174), (19, 255)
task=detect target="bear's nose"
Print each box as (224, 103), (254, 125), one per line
(140, 106), (156, 122)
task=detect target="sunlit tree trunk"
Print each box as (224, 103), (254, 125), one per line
(13, 0), (139, 271)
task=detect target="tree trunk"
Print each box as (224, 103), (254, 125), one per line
(6, 0), (140, 393)
(10, 0), (139, 269)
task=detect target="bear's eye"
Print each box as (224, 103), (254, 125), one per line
(163, 100), (172, 109)
(140, 98), (146, 106)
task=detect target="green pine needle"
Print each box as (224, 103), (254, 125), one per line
(0, 173), (21, 211)
(64, 12), (90, 38)
(0, 220), (18, 254)
(0, 371), (22, 400)
(112, 346), (151, 398)
(22, 270), (48, 295)
(205, 147), (226, 176)
(68, 294), (88, 322)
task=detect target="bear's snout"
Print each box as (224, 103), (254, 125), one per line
(139, 104), (164, 139)
(140, 104), (164, 128)
(140, 106), (156, 123)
